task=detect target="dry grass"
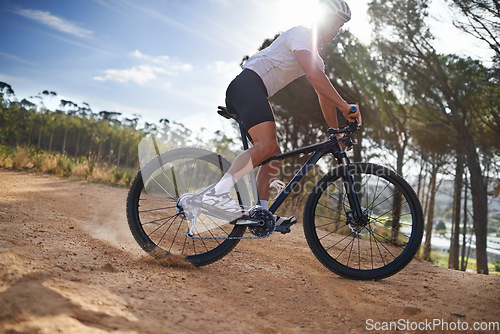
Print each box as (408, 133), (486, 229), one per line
(0, 145), (135, 187)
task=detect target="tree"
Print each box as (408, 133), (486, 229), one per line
(60, 99), (79, 153)
(96, 111), (121, 160)
(411, 111), (451, 261)
(74, 102), (92, 156)
(447, 0), (500, 58)
(0, 82), (16, 145)
(0, 82), (15, 101)
(20, 99), (37, 146)
(368, 0), (494, 274)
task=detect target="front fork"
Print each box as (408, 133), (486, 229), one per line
(337, 153), (364, 222)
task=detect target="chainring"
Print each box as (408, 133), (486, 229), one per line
(248, 208), (275, 238)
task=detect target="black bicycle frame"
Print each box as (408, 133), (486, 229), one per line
(267, 149), (326, 213)
(238, 118), (365, 218)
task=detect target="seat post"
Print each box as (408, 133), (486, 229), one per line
(217, 106), (250, 151)
(239, 122), (250, 150)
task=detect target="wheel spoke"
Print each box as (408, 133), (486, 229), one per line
(139, 205), (177, 213)
(305, 163), (423, 280)
(127, 148), (246, 266)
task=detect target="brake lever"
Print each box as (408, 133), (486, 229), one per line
(346, 105), (360, 134)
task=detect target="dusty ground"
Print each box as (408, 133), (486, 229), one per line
(0, 169), (498, 334)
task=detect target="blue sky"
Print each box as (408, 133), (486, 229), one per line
(0, 0), (489, 134)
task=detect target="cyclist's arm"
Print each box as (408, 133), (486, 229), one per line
(293, 50), (361, 127)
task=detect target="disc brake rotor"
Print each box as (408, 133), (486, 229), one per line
(347, 208), (376, 236)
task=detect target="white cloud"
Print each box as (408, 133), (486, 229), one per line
(131, 50), (147, 59)
(93, 65), (165, 85)
(14, 8), (93, 38)
(131, 50), (171, 64)
(94, 50), (193, 85)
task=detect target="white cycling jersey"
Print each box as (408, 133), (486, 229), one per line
(243, 26), (325, 97)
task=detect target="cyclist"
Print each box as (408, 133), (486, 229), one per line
(201, 0), (362, 224)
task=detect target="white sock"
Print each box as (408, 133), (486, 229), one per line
(259, 200), (269, 210)
(213, 174), (237, 195)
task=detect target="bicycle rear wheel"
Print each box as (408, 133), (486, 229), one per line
(303, 163), (423, 280)
(126, 147), (246, 266)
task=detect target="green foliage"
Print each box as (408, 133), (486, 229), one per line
(0, 86), (145, 169)
(429, 250), (500, 274)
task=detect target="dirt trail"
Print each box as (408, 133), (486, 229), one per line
(0, 170), (498, 333)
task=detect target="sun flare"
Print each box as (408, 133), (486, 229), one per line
(270, 0), (328, 29)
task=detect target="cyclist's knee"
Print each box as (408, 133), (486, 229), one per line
(255, 140), (280, 159)
(268, 142), (281, 157)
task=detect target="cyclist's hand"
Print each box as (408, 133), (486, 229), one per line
(343, 104), (362, 125)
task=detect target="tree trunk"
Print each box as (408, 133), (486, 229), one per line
(107, 136), (113, 164)
(27, 120), (34, 147)
(458, 122), (489, 274)
(97, 136), (103, 160)
(391, 145), (406, 239)
(448, 155), (463, 269)
(423, 166), (438, 262)
(461, 174), (469, 271)
(417, 157), (425, 201)
(48, 126), (55, 152)
(37, 123), (43, 148)
(74, 128), (81, 156)
(61, 126), (68, 153)
(467, 156), (489, 274)
(117, 138), (123, 166)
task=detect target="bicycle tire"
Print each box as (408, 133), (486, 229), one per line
(126, 147), (247, 267)
(303, 163), (423, 280)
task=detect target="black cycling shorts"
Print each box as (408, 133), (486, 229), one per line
(225, 69), (274, 131)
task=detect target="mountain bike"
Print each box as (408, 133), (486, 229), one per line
(126, 106), (424, 280)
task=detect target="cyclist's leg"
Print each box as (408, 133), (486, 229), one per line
(226, 121), (281, 200)
(246, 122), (296, 229)
(250, 122), (281, 202)
(212, 69), (277, 196)
(200, 122), (279, 214)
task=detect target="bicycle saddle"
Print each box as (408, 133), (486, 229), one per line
(217, 106), (238, 120)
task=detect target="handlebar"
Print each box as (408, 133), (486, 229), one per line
(327, 106), (360, 148)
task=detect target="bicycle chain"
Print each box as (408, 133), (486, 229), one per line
(189, 208), (276, 240)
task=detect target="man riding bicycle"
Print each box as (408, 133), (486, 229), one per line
(200, 0), (362, 225)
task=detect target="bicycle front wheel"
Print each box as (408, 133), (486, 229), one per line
(303, 163), (423, 280)
(126, 147), (247, 267)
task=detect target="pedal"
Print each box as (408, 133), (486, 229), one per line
(274, 225), (291, 234)
(274, 216), (297, 234)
